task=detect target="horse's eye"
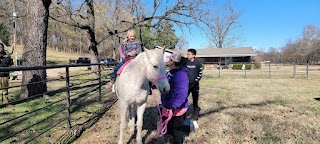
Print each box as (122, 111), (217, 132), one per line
(153, 65), (158, 69)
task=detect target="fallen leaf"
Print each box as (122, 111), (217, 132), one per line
(245, 135), (251, 141)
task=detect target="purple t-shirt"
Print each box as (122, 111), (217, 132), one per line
(161, 66), (189, 109)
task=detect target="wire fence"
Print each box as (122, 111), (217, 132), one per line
(0, 63), (115, 143)
(203, 62), (320, 79)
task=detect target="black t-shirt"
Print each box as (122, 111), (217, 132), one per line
(0, 51), (12, 77)
(186, 59), (202, 84)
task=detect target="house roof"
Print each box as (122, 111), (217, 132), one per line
(177, 47), (258, 57)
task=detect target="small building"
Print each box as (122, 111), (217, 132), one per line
(178, 47), (257, 65)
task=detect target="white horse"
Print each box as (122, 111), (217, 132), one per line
(115, 48), (170, 144)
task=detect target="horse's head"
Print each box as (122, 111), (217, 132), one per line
(144, 47), (170, 94)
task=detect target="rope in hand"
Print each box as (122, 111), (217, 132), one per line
(152, 89), (173, 137)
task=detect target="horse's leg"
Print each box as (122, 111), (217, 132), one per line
(128, 104), (135, 136)
(136, 102), (147, 144)
(119, 101), (128, 144)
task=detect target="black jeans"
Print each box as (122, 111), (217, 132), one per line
(188, 82), (200, 120)
(163, 114), (190, 144)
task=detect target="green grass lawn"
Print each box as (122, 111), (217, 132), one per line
(7, 45), (90, 65)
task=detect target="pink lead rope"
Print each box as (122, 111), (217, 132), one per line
(145, 66), (173, 137)
(152, 93), (172, 137)
(153, 76), (167, 83)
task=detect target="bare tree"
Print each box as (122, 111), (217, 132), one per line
(50, 0), (210, 67)
(265, 47), (282, 63)
(175, 35), (189, 50)
(100, 0), (209, 41)
(49, 0), (101, 72)
(282, 39), (301, 63)
(20, 0), (52, 98)
(280, 25), (320, 63)
(0, 0), (27, 46)
(0, 1), (14, 20)
(300, 24), (320, 63)
(204, 1), (243, 48)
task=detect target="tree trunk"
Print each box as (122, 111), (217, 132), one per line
(68, 38), (71, 53)
(79, 32), (82, 55)
(113, 36), (116, 59)
(86, 0), (99, 73)
(20, 0), (51, 99)
(88, 29), (99, 74)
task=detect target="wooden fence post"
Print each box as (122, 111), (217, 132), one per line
(65, 67), (71, 128)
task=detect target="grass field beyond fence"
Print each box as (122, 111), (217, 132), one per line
(204, 63), (320, 79)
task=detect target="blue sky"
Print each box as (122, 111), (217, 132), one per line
(175, 0), (320, 51)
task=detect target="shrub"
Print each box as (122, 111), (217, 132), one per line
(232, 64), (252, 70)
(252, 56), (262, 69)
(253, 62), (261, 69)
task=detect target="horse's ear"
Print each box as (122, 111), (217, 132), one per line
(144, 47), (149, 55)
(162, 46), (166, 54)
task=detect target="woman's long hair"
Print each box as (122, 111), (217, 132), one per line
(123, 30), (135, 43)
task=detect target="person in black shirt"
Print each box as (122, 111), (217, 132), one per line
(0, 41), (12, 104)
(186, 49), (203, 120)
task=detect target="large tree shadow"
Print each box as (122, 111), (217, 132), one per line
(137, 100), (276, 144)
(56, 97), (117, 143)
(124, 106), (161, 144)
(47, 80), (107, 97)
(142, 106), (160, 144)
(199, 100), (275, 118)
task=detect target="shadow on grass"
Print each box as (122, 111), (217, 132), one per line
(0, 102), (66, 143)
(139, 100), (276, 144)
(0, 116), (28, 142)
(47, 80), (107, 97)
(128, 106), (183, 144)
(70, 92), (100, 114)
(0, 80), (110, 143)
(314, 97), (320, 101)
(124, 106), (159, 144)
(70, 86), (99, 105)
(56, 97), (117, 144)
(143, 106), (165, 144)
(199, 100), (275, 118)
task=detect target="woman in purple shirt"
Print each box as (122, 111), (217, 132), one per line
(161, 53), (197, 144)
